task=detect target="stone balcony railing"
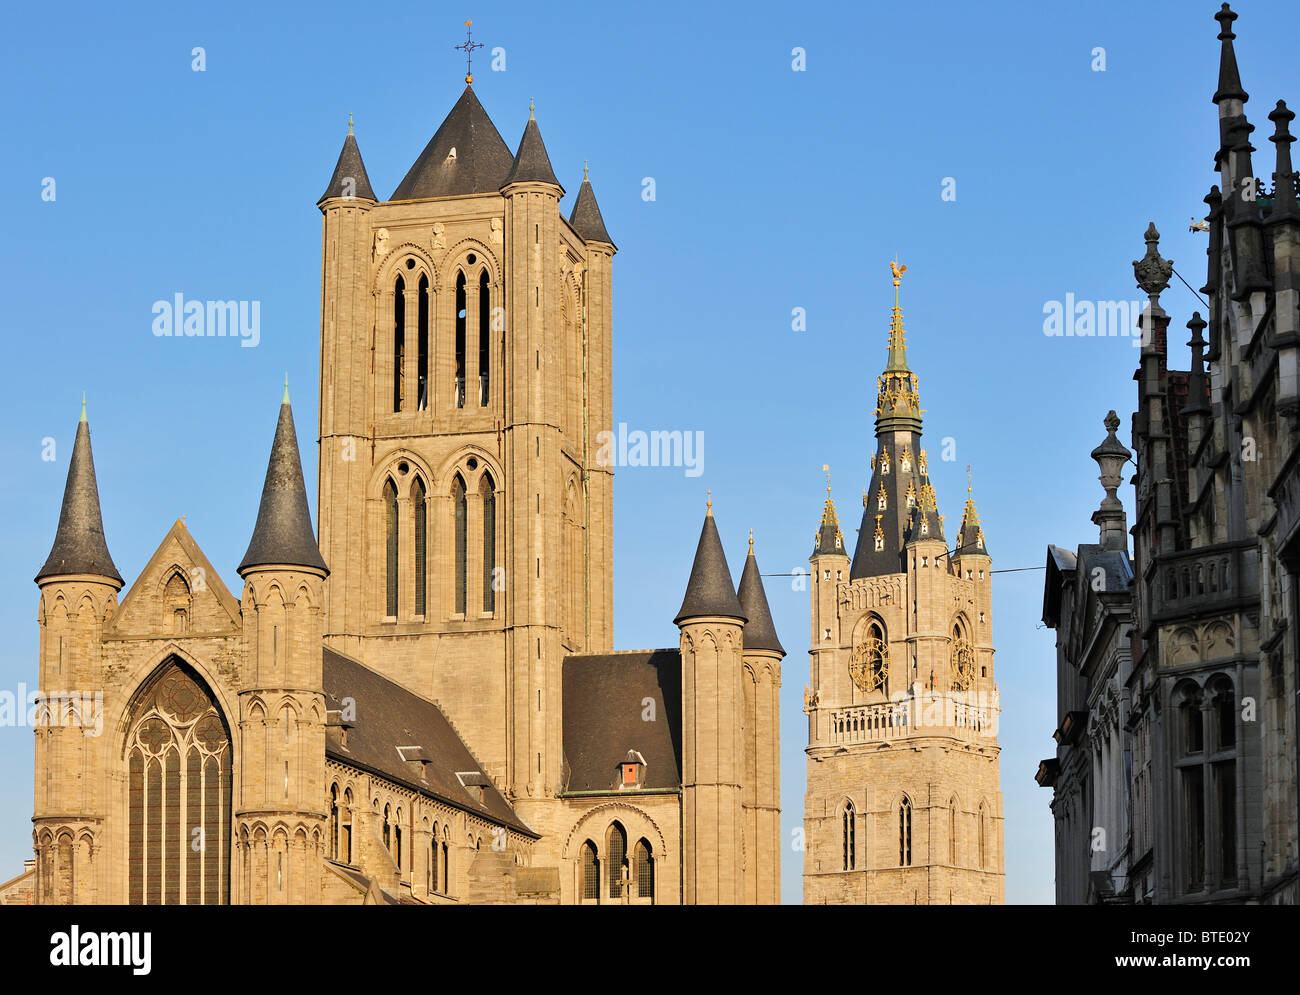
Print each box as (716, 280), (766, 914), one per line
(1145, 539), (1260, 625)
(813, 689), (1000, 747)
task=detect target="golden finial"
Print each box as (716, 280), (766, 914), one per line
(967, 464), (973, 496)
(347, 111), (354, 135)
(706, 490), (712, 516)
(823, 463), (832, 496)
(890, 259), (907, 288)
(583, 159), (590, 182)
(748, 529), (754, 554)
(529, 96), (535, 119)
(456, 19), (483, 85)
(80, 391), (86, 423)
(181, 513), (186, 525)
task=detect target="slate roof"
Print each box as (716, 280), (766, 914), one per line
(813, 493), (846, 557)
(850, 431), (946, 579)
(238, 396), (328, 575)
(36, 414), (123, 585)
(561, 650), (683, 792)
(569, 176), (614, 246)
(391, 86), (515, 201)
(322, 648), (536, 837)
(503, 115), (562, 190)
(737, 549), (785, 656)
(318, 131), (377, 204)
(675, 511), (746, 624)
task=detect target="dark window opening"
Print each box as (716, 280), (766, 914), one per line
(393, 276), (406, 412)
(417, 274), (429, 410)
(454, 272), (466, 408)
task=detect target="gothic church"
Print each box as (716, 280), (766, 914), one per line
(10, 74), (784, 905)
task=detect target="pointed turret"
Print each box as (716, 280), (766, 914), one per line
(1268, 100), (1300, 225)
(36, 403), (122, 585)
(318, 117), (377, 204)
(503, 105), (563, 191)
(813, 478), (845, 556)
(955, 469), (988, 557)
(238, 386), (328, 576)
(675, 498), (745, 624)
(1212, 4), (1247, 105)
(569, 166), (615, 247)
(737, 535), (785, 656)
(391, 86), (514, 201)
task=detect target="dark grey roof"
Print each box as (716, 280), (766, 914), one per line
(237, 397), (328, 576)
(36, 415), (122, 585)
(323, 648), (536, 836)
(318, 131), (377, 204)
(737, 549), (785, 656)
(569, 177), (614, 246)
(850, 433), (945, 579)
(503, 115), (562, 191)
(561, 650), (682, 792)
(390, 86), (514, 201)
(675, 511), (746, 624)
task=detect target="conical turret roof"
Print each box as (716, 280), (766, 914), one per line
(238, 389), (328, 576)
(503, 111), (562, 190)
(569, 172), (614, 246)
(318, 123), (377, 204)
(391, 86), (514, 201)
(675, 502), (745, 625)
(737, 538), (785, 656)
(36, 406), (122, 585)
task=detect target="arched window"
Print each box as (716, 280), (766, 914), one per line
(581, 840), (599, 901)
(452, 474), (467, 615)
(481, 472), (496, 613)
(329, 784), (339, 859)
(949, 797), (958, 865)
(163, 572), (191, 634)
(384, 478), (398, 618)
(126, 660), (231, 904)
(341, 788), (353, 864)
(843, 799), (856, 870)
(607, 822), (628, 899)
(417, 273), (429, 410)
(413, 477), (427, 618)
(383, 804), (392, 852)
(1208, 676), (1237, 888)
(978, 802), (988, 869)
(393, 275), (405, 412)
(454, 272), (467, 408)
(899, 797), (912, 867)
(478, 270), (491, 406)
(394, 808), (403, 872)
(635, 839), (654, 899)
(951, 616), (974, 691)
(430, 821), (440, 893)
(441, 828), (450, 896)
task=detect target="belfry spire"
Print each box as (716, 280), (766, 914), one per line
(814, 466), (845, 555)
(874, 261), (922, 434)
(956, 465), (988, 556)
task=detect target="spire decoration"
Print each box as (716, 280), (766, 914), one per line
(1090, 411), (1132, 554)
(957, 465), (987, 555)
(875, 262), (922, 430)
(1268, 100), (1300, 224)
(455, 19), (483, 86)
(1213, 4), (1247, 104)
(814, 469), (845, 555)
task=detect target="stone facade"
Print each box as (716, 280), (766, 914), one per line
(1038, 5), (1300, 905)
(802, 267), (1004, 904)
(22, 80), (783, 905)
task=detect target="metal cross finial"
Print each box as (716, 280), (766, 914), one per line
(529, 95), (535, 119)
(583, 159), (590, 181)
(823, 463), (831, 496)
(456, 20), (484, 85)
(348, 111), (354, 135)
(967, 464), (972, 495)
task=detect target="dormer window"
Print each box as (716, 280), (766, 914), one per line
(618, 750), (647, 790)
(921, 519), (929, 536)
(900, 446), (912, 473)
(877, 484), (887, 511)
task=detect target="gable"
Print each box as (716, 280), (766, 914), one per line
(105, 520), (241, 639)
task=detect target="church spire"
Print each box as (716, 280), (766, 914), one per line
(503, 105), (563, 191)
(238, 389), (328, 577)
(36, 403), (123, 586)
(737, 538), (785, 656)
(569, 167), (615, 247)
(813, 468), (845, 556)
(318, 117), (377, 205)
(675, 500), (745, 625)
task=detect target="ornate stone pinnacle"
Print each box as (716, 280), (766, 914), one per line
(1133, 222), (1173, 299)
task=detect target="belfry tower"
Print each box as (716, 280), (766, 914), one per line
(802, 264), (1004, 904)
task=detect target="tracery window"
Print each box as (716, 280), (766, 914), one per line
(126, 661), (230, 905)
(581, 840), (599, 901)
(899, 796), (913, 867)
(607, 821), (628, 899)
(842, 799), (856, 870)
(634, 839), (654, 899)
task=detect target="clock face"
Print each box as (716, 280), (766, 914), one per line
(951, 640), (975, 691)
(849, 636), (888, 694)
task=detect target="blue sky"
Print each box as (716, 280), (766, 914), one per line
(1, 0), (1297, 904)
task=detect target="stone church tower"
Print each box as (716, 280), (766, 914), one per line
(315, 83), (615, 831)
(802, 264), (1004, 904)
